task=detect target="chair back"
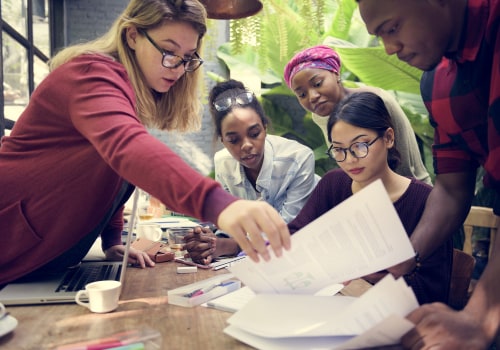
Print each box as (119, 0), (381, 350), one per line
(448, 248), (475, 310)
(449, 206), (499, 310)
(463, 206), (499, 258)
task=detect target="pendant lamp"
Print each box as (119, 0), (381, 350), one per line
(199, 0), (263, 19)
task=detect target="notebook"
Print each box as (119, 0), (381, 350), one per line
(206, 286), (256, 313)
(0, 190), (139, 306)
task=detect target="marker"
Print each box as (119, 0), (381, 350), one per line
(106, 343), (145, 350)
(185, 281), (236, 298)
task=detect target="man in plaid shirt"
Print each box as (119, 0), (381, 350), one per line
(358, 0), (500, 348)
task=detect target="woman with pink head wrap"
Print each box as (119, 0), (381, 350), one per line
(284, 45), (431, 185)
(284, 45), (341, 88)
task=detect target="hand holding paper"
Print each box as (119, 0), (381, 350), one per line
(224, 180), (420, 349)
(229, 180), (415, 294)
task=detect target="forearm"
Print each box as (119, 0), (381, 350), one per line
(100, 209), (124, 250)
(214, 237), (241, 258)
(411, 172), (475, 260)
(465, 228), (500, 342)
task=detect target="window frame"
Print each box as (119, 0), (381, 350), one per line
(0, 0), (58, 138)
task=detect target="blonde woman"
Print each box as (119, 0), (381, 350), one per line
(0, 0), (289, 285)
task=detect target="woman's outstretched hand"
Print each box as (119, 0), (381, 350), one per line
(216, 200), (291, 262)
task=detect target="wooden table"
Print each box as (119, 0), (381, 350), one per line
(0, 262), (371, 350)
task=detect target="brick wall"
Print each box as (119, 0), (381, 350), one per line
(64, 0), (228, 175)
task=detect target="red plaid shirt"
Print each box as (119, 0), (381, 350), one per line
(421, 0), (500, 197)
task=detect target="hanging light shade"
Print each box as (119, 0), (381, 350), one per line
(200, 0), (263, 20)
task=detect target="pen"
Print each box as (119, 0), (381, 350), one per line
(212, 256), (246, 270)
(184, 284), (215, 298)
(184, 281), (236, 298)
(56, 331), (140, 350)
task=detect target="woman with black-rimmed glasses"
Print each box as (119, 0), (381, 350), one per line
(288, 92), (453, 305)
(284, 45), (432, 186)
(0, 0), (290, 285)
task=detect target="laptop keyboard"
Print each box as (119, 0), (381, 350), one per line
(55, 264), (122, 292)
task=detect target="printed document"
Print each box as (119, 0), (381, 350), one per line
(229, 179), (415, 294)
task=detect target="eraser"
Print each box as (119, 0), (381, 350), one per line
(177, 266), (197, 274)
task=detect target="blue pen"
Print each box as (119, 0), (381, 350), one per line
(218, 281), (236, 287)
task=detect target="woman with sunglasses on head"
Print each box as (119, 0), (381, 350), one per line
(184, 79), (319, 264)
(284, 45), (432, 185)
(287, 91), (452, 304)
(0, 0), (291, 285)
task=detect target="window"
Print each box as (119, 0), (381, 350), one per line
(1, 0), (51, 137)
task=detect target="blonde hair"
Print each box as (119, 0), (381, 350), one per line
(49, 0), (207, 131)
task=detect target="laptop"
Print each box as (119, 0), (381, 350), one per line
(0, 190), (139, 306)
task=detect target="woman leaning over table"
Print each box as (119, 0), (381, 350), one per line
(0, 0), (290, 286)
(288, 92), (452, 304)
(284, 45), (432, 185)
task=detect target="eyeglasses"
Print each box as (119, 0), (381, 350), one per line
(213, 91), (254, 112)
(140, 30), (203, 72)
(326, 136), (381, 162)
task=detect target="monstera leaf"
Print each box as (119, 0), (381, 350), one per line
(324, 37), (423, 95)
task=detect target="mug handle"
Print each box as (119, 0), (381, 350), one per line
(75, 290), (90, 309)
(154, 227), (163, 241)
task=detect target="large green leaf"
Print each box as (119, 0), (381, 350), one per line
(394, 91), (434, 142)
(328, 0), (357, 40)
(216, 43), (281, 85)
(324, 37), (422, 94)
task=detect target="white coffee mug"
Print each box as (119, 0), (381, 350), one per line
(75, 280), (121, 313)
(136, 222), (163, 241)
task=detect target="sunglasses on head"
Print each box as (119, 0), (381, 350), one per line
(213, 91), (254, 112)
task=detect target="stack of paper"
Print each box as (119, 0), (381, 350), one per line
(224, 275), (418, 349)
(223, 180), (419, 348)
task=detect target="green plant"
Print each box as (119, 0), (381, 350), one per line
(216, 0), (433, 177)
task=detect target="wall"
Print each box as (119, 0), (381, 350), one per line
(63, 0), (228, 175)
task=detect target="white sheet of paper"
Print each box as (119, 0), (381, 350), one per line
(331, 275), (418, 335)
(224, 325), (354, 350)
(224, 275), (418, 350)
(227, 294), (357, 338)
(229, 179), (415, 294)
(226, 275), (418, 338)
(336, 314), (414, 350)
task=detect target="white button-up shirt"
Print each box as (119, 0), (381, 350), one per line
(214, 134), (320, 223)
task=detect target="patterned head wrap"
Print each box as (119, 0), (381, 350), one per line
(283, 45), (341, 88)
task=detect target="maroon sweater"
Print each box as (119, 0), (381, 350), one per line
(0, 55), (236, 284)
(288, 169), (453, 304)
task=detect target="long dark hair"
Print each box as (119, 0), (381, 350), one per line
(327, 91), (401, 170)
